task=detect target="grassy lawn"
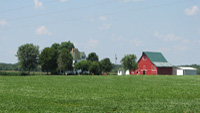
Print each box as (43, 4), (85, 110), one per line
(0, 75), (200, 112)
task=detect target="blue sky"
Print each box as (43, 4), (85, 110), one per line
(0, 0), (200, 65)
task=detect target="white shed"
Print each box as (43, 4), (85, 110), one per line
(125, 70), (130, 75)
(174, 67), (197, 75)
(118, 70), (130, 76)
(118, 70), (125, 76)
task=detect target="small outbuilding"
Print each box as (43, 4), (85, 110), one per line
(118, 70), (125, 76)
(173, 67), (197, 75)
(118, 70), (130, 76)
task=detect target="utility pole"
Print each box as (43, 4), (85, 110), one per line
(115, 54), (117, 64)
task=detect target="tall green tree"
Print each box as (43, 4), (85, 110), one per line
(89, 61), (101, 75)
(57, 48), (73, 75)
(51, 43), (61, 51)
(121, 54), (138, 74)
(100, 58), (112, 73)
(74, 60), (91, 74)
(39, 47), (57, 75)
(50, 41), (75, 74)
(50, 43), (61, 74)
(60, 41), (75, 51)
(16, 43), (39, 74)
(87, 52), (99, 62)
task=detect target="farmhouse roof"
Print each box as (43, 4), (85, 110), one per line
(71, 48), (86, 60)
(143, 51), (173, 67)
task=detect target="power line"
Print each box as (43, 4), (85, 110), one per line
(5, 0), (117, 22)
(0, 0), (195, 31)
(5, 0), (195, 22)
(100, 0), (195, 16)
(0, 0), (60, 13)
(0, 0), (11, 3)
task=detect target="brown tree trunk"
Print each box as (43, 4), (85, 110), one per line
(63, 69), (65, 75)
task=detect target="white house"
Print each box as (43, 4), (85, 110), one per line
(69, 48), (87, 74)
(173, 67), (197, 75)
(71, 48), (86, 67)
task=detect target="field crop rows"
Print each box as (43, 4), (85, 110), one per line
(0, 75), (200, 112)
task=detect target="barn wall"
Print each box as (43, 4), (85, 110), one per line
(157, 67), (173, 75)
(132, 53), (157, 75)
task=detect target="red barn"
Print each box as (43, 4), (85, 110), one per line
(132, 52), (173, 75)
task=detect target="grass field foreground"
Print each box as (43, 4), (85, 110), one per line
(0, 75), (200, 112)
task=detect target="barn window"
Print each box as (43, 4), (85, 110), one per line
(143, 65), (146, 69)
(143, 56), (147, 60)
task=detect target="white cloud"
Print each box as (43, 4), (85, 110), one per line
(130, 39), (144, 47)
(34, 0), (43, 8)
(184, 6), (199, 16)
(154, 31), (181, 42)
(99, 23), (111, 30)
(59, 0), (68, 2)
(85, 39), (99, 50)
(182, 39), (189, 44)
(35, 25), (51, 36)
(0, 20), (7, 26)
(99, 16), (107, 21)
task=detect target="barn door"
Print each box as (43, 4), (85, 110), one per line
(143, 71), (146, 75)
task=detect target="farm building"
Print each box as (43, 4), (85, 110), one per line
(71, 48), (86, 67)
(118, 70), (130, 76)
(173, 67), (197, 75)
(132, 52), (173, 75)
(66, 48), (86, 75)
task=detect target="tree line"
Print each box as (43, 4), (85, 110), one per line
(0, 63), (20, 71)
(15, 41), (113, 75)
(1, 41), (139, 75)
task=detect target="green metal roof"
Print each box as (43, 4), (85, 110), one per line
(144, 52), (167, 62)
(143, 52), (173, 67)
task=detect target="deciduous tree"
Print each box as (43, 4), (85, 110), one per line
(57, 48), (73, 75)
(121, 54), (138, 74)
(39, 47), (57, 75)
(87, 52), (99, 62)
(89, 61), (101, 75)
(51, 43), (61, 51)
(74, 60), (91, 74)
(16, 43), (39, 74)
(100, 58), (112, 73)
(60, 41), (74, 51)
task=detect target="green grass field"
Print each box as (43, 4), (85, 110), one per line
(0, 75), (200, 112)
